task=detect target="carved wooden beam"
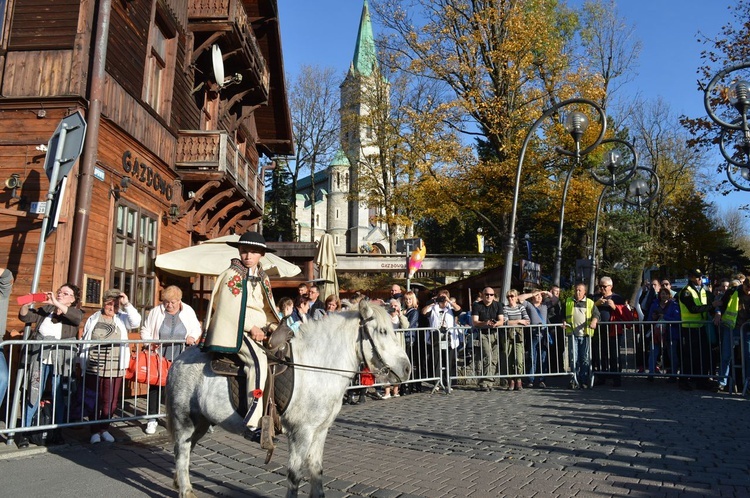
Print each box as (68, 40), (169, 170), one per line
(231, 104), (262, 132)
(206, 199), (244, 233)
(219, 89), (254, 121)
(193, 187), (236, 222)
(191, 32), (224, 64)
(219, 210), (251, 236)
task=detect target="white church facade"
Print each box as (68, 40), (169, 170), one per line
(293, 0), (391, 254)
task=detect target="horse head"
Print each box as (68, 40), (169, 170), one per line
(357, 300), (412, 385)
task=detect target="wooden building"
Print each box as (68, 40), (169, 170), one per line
(0, 0), (294, 331)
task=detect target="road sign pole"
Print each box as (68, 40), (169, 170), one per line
(7, 125), (70, 442)
(30, 124), (68, 298)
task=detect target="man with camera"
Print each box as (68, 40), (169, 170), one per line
(421, 290), (461, 389)
(472, 287), (504, 391)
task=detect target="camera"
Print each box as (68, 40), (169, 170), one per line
(436, 296), (447, 304)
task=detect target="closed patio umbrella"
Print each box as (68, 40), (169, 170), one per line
(314, 233), (339, 301)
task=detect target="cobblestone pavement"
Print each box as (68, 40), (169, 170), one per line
(1, 378), (749, 497)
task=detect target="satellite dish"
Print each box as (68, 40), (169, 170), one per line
(211, 44), (225, 88)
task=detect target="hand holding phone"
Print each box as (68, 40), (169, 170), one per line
(17, 293), (48, 305)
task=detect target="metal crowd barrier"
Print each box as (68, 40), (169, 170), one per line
(3, 319), (747, 443)
(363, 320), (750, 394)
(587, 319), (749, 391)
(0, 338), (189, 444)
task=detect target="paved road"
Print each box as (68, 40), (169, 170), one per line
(1, 378), (749, 497)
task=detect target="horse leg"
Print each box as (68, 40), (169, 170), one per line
(172, 414), (205, 498)
(285, 429), (305, 498)
(305, 427), (329, 498)
(285, 426), (328, 498)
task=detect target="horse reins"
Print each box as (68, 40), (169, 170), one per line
(273, 316), (402, 381)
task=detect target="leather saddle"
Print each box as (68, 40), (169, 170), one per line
(209, 320), (296, 418)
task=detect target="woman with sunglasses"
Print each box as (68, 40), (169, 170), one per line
(502, 290), (529, 391)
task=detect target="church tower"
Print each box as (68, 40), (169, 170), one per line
(339, 0), (384, 253)
(326, 149), (350, 253)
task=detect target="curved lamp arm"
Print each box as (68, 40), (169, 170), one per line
(704, 62), (750, 131)
(725, 163), (750, 191)
(590, 138), (638, 187)
(624, 166), (660, 207)
(502, 98), (607, 298)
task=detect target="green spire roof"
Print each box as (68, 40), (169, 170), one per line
(330, 149), (350, 167)
(351, 0), (378, 76)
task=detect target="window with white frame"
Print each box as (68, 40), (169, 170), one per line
(113, 203), (157, 317)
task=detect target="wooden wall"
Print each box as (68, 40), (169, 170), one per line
(106, 0), (150, 102)
(0, 106), (84, 333)
(8, 0), (79, 50)
(2, 50), (76, 97)
(102, 75), (178, 166)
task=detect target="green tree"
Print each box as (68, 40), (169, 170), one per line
(263, 164), (294, 242)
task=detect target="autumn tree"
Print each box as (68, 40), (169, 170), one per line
(371, 0), (644, 278)
(288, 65), (341, 241)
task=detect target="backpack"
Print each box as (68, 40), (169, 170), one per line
(29, 400), (53, 446)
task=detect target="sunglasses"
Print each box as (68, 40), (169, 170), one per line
(484, 293), (495, 296)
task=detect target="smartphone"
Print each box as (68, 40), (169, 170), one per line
(17, 293), (48, 305)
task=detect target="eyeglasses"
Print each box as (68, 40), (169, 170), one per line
(58, 291), (74, 297)
(484, 293), (495, 296)
(598, 284), (611, 288)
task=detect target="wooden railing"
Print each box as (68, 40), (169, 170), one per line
(175, 130), (263, 212)
(187, 0), (269, 95)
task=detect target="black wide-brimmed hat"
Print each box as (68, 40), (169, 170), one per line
(226, 232), (275, 252)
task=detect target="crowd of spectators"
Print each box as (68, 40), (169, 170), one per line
(5, 265), (750, 449)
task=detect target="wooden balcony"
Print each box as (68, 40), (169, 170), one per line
(175, 130), (263, 214)
(188, 0), (269, 100)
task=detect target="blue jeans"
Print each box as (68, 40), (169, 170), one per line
(25, 363), (63, 426)
(719, 325), (750, 388)
(568, 335), (591, 385)
(529, 333), (548, 383)
(0, 353), (8, 406)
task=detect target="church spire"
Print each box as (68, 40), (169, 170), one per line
(351, 0), (378, 77)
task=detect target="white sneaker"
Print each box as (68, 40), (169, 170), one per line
(382, 394), (392, 399)
(90, 433), (101, 444)
(100, 431), (115, 443)
(145, 420), (158, 435)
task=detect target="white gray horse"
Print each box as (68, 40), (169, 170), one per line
(166, 300), (412, 498)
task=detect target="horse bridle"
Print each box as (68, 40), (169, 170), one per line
(272, 316), (403, 382)
(357, 315), (404, 383)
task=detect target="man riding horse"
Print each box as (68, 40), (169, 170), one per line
(201, 231), (279, 443)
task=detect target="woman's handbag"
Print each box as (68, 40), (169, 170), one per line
(125, 351), (172, 386)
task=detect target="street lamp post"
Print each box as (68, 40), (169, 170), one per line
(588, 166), (659, 294)
(704, 62), (750, 190)
(551, 134), (638, 288)
(502, 99), (607, 300)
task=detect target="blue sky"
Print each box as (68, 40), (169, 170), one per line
(277, 0), (742, 210)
